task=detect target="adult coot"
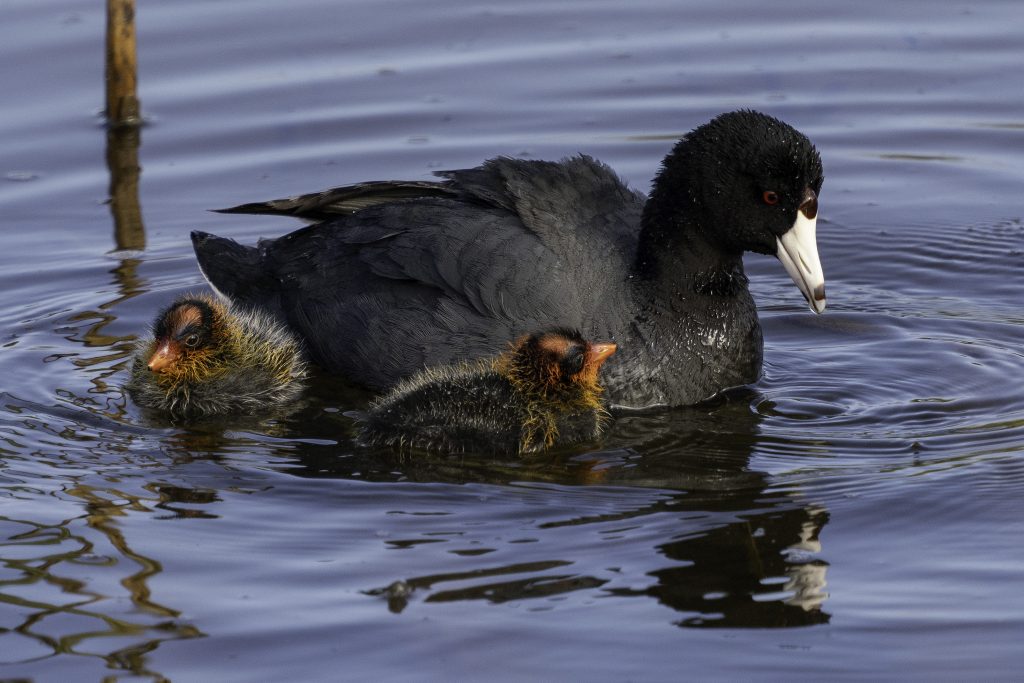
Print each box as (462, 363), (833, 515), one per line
(192, 110), (824, 408)
(354, 328), (615, 455)
(127, 294), (307, 417)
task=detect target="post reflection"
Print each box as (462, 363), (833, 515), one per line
(0, 481), (205, 677)
(106, 125), (145, 252)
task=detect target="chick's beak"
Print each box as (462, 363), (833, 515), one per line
(147, 341), (180, 373)
(587, 342), (617, 368)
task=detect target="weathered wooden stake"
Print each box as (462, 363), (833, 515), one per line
(105, 0), (141, 126)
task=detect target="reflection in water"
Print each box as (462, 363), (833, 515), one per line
(340, 398), (832, 626)
(106, 126), (145, 252)
(608, 504), (830, 628)
(64, 257), (145, 419)
(367, 560), (602, 614)
(362, 489), (831, 626)
(0, 482), (203, 676)
(2, 301), (208, 679)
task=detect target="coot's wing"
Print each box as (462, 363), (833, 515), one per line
(197, 155), (644, 387)
(438, 155), (644, 260)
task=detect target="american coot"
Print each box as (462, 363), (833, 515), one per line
(127, 294), (307, 417)
(353, 328), (616, 455)
(193, 110), (824, 408)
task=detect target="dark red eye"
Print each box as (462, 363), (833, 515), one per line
(762, 190), (779, 206)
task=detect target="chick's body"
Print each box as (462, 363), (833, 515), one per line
(357, 329), (614, 455)
(127, 294), (306, 418)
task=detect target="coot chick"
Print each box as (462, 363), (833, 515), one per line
(127, 294), (307, 417)
(354, 329), (616, 455)
(193, 109), (825, 408)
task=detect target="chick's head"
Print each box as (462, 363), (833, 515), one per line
(145, 297), (228, 383)
(503, 328), (616, 396)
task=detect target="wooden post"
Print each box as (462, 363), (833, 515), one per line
(105, 0), (141, 126)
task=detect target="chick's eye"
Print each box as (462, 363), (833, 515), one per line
(564, 349), (585, 375)
(762, 190), (780, 206)
(184, 334), (200, 347)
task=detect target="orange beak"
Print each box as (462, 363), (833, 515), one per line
(147, 341), (181, 373)
(586, 342), (617, 369)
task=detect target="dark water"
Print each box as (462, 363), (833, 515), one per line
(2, 0), (1023, 679)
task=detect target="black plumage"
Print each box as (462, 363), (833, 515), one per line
(353, 328), (615, 455)
(193, 110), (825, 408)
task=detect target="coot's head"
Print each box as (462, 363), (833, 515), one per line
(644, 110), (826, 313)
(502, 328), (617, 395)
(145, 297), (220, 376)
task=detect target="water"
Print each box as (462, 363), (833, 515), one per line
(2, 0), (1023, 679)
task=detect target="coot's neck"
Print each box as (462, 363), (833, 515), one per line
(610, 174), (760, 409)
(633, 190), (748, 307)
(636, 135), (740, 291)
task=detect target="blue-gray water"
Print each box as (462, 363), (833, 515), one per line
(2, 0), (1023, 680)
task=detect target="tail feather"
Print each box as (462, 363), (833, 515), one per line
(191, 231), (283, 318)
(213, 180), (456, 222)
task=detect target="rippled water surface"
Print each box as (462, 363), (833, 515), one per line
(2, 0), (1023, 680)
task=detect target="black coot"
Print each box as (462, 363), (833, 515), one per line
(193, 110), (824, 408)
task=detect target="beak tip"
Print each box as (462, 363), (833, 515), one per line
(811, 285), (826, 314)
(146, 344), (177, 373)
(588, 343), (617, 366)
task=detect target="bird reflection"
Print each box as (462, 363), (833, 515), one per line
(301, 388), (833, 628)
(607, 504), (830, 628)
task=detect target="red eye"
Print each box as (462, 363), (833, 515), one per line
(762, 190), (779, 206)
